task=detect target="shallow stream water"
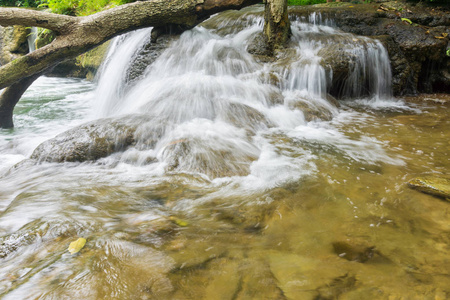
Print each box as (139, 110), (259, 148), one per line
(0, 7), (449, 299)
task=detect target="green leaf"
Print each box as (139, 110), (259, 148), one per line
(447, 49), (450, 57)
(401, 18), (412, 25)
(68, 237), (86, 254)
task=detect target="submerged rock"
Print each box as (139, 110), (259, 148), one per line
(316, 274), (357, 299)
(332, 240), (376, 263)
(288, 99), (335, 122)
(31, 115), (155, 163)
(219, 102), (274, 134)
(407, 176), (450, 200)
(161, 136), (259, 179)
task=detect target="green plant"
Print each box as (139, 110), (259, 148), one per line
(288, 0), (327, 5)
(46, 0), (136, 15)
(446, 49), (450, 57)
(0, 0), (47, 7)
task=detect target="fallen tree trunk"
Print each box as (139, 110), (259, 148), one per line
(0, 0), (260, 128)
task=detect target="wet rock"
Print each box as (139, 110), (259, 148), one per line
(288, 99), (334, 122)
(0, 220), (48, 259)
(203, 259), (241, 300)
(0, 25), (30, 65)
(168, 238), (226, 270)
(289, 4), (450, 95)
(319, 43), (359, 98)
(162, 137), (259, 179)
(268, 90), (285, 106)
(125, 34), (180, 84)
(332, 240), (376, 263)
(315, 273), (357, 299)
(210, 201), (277, 233)
(235, 258), (286, 299)
(220, 102), (274, 134)
(374, 35), (416, 95)
(31, 115), (155, 163)
(247, 32), (273, 59)
(268, 251), (349, 299)
(407, 176), (450, 200)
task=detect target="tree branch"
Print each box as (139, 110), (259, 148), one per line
(0, 8), (78, 35)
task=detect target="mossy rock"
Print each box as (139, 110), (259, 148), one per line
(31, 115), (155, 163)
(407, 176), (450, 200)
(0, 25), (30, 65)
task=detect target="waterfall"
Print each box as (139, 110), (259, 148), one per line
(94, 28), (153, 117)
(88, 10), (395, 180)
(27, 27), (38, 53)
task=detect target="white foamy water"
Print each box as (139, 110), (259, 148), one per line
(0, 9), (421, 298)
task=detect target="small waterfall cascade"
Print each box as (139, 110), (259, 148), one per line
(94, 28), (153, 117)
(91, 9), (395, 180)
(27, 27), (38, 53)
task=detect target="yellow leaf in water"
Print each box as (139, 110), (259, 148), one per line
(434, 36), (445, 39)
(68, 238), (86, 254)
(442, 33), (448, 38)
(169, 216), (189, 227)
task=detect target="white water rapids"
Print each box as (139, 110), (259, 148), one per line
(2, 7), (440, 299)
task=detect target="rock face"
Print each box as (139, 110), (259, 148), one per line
(408, 176), (450, 200)
(0, 25), (30, 65)
(289, 2), (450, 95)
(31, 116), (152, 163)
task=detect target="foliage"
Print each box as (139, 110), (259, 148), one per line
(46, 0), (134, 15)
(0, 0), (47, 7)
(0, 0), (135, 15)
(288, 0), (326, 5)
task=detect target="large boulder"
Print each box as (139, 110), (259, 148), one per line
(31, 115), (156, 163)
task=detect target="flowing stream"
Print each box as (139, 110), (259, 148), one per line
(0, 7), (449, 299)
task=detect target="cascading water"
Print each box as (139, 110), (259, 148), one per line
(27, 27), (38, 53)
(90, 9), (396, 182)
(1, 6), (448, 299)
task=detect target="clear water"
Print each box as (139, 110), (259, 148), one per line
(0, 8), (449, 299)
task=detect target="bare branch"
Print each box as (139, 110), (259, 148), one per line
(0, 8), (78, 35)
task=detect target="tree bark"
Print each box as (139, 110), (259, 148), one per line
(0, 0), (260, 128)
(263, 0), (290, 53)
(0, 74), (41, 128)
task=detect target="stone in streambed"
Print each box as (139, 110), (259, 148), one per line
(315, 273), (357, 300)
(332, 240), (376, 263)
(407, 176), (450, 200)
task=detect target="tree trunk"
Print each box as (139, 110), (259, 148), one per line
(0, 0), (260, 128)
(0, 74), (40, 128)
(263, 0), (290, 53)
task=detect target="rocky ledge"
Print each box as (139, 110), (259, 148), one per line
(288, 1), (450, 95)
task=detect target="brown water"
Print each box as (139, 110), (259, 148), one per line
(0, 94), (448, 299)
